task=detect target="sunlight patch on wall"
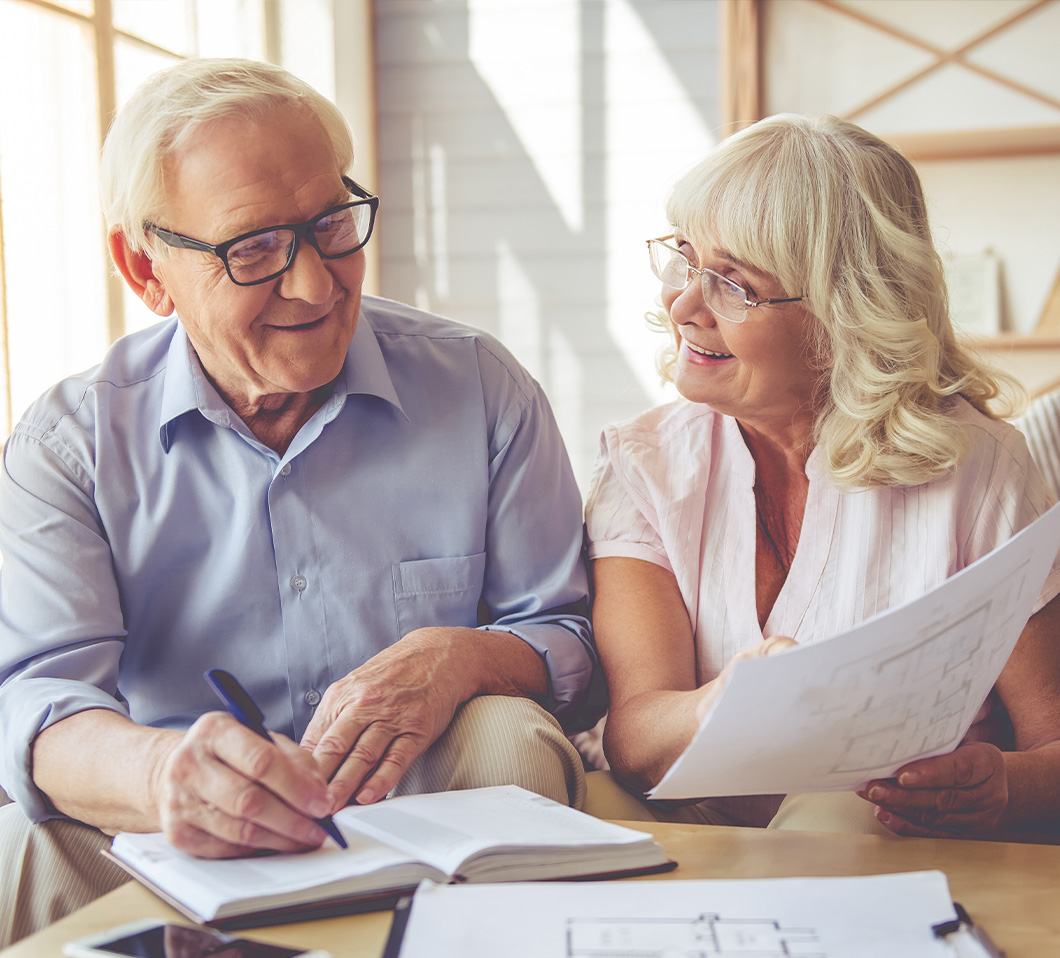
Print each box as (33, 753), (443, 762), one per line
(604, 0), (716, 405)
(468, 0), (584, 233)
(408, 131), (450, 306)
(496, 238), (544, 383)
(547, 323), (584, 477)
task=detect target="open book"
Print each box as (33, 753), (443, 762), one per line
(105, 785), (673, 929)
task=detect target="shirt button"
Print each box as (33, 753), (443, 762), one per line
(291, 574), (307, 592)
(280, 463), (292, 477)
(304, 689), (321, 707)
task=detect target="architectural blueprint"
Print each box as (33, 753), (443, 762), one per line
(651, 502), (1060, 800)
(565, 914), (822, 957)
(390, 873), (958, 958)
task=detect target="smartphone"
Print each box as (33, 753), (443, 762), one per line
(62, 919), (332, 958)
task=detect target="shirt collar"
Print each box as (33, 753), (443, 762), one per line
(157, 310), (407, 451)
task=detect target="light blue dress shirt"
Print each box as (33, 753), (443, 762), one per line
(0, 296), (600, 821)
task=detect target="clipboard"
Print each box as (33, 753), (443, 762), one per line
(381, 895), (415, 958)
(382, 882), (1006, 958)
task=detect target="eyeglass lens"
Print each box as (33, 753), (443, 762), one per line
(648, 241), (748, 323)
(226, 203), (374, 284)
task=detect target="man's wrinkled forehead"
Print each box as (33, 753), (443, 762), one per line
(157, 106), (344, 236)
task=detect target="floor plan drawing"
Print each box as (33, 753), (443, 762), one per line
(565, 914), (824, 958)
(651, 504), (1060, 799)
(810, 563), (1027, 775)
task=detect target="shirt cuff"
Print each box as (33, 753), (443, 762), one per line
(480, 619), (600, 727)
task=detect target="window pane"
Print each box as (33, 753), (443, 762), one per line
(195, 0), (267, 59)
(113, 37), (180, 121)
(112, 38), (183, 334)
(113, 0), (268, 60)
(0, 1), (109, 427)
(44, 0), (93, 14)
(113, 0), (193, 55)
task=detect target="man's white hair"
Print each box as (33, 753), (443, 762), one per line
(100, 57), (354, 253)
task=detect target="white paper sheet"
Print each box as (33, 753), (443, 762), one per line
(650, 501), (1060, 800)
(394, 872), (958, 958)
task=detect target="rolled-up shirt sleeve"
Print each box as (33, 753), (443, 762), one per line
(474, 342), (604, 732)
(0, 430), (130, 821)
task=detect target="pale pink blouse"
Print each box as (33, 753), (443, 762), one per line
(586, 396), (1060, 826)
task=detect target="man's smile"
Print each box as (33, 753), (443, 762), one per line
(272, 316), (328, 331)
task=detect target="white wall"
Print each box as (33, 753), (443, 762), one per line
(373, 0), (720, 490)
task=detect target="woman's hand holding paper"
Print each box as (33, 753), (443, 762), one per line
(858, 741), (1009, 837)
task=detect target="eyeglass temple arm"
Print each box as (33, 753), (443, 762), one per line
(145, 224), (215, 254)
(342, 175), (377, 201)
(746, 296), (804, 308)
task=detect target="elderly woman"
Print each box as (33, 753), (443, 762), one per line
(584, 114), (1060, 839)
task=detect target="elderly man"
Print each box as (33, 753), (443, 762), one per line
(0, 58), (600, 944)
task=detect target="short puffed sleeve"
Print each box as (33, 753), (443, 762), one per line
(584, 423), (674, 574)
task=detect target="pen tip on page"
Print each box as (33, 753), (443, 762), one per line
(320, 817), (348, 849)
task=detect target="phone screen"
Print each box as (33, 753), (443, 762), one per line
(97, 924), (308, 958)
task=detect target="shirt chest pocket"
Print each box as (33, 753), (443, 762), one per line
(392, 552), (487, 636)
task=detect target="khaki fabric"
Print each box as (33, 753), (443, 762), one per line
(767, 790), (896, 836)
(392, 694), (585, 807)
(583, 771), (736, 826)
(0, 807), (127, 949)
(585, 772), (895, 837)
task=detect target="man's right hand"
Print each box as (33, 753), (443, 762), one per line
(152, 711), (334, 858)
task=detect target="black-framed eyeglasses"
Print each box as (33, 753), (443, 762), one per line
(144, 176), (379, 286)
(646, 235), (803, 324)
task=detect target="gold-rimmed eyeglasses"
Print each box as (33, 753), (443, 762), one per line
(646, 235), (803, 323)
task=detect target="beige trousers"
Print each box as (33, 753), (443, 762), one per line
(584, 771), (895, 836)
(0, 694), (583, 948)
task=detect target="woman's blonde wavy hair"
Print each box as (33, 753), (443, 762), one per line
(655, 114), (1020, 488)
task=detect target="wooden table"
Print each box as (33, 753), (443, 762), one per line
(5, 822), (1059, 957)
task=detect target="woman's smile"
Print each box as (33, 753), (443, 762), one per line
(683, 339), (734, 361)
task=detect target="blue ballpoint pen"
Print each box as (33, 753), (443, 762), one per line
(204, 668), (348, 850)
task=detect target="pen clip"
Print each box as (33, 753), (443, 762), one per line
(204, 668), (270, 741)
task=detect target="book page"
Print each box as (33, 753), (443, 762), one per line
(651, 501), (1060, 800)
(394, 872), (957, 958)
(338, 785), (655, 876)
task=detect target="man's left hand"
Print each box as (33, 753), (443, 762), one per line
(856, 741), (1008, 837)
(300, 628), (476, 810)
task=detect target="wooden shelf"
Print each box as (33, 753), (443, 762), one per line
(889, 126), (1060, 162)
(963, 334), (1060, 398)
